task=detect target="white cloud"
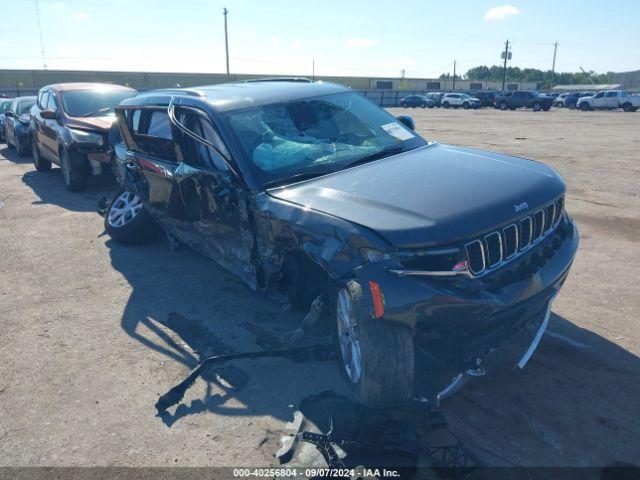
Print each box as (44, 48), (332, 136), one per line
(53, 2), (65, 8)
(72, 12), (90, 21)
(270, 37), (281, 48)
(0, 41), (8, 48)
(344, 37), (378, 48)
(290, 39), (303, 49)
(484, 5), (519, 21)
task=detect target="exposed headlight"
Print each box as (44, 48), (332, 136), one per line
(361, 248), (392, 263)
(68, 128), (104, 146)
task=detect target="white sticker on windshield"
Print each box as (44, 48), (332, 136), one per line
(381, 122), (415, 140)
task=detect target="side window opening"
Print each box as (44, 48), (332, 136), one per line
(46, 92), (58, 112)
(125, 108), (176, 161)
(178, 112), (230, 172)
(38, 91), (49, 109)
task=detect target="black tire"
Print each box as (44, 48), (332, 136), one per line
(32, 139), (51, 171)
(499, 101), (508, 110)
(104, 189), (160, 244)
(622, 103), (633, 112)
(442, 102), (450, 109)
(60, 147), (88, 191)
(463, 102), (470, 109)
(400, 103), (407, 108)
(579, 102), (590, 111)
(532, 102), (542, 112)
(333, 281), (414, 408)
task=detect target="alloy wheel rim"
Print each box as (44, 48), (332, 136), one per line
(108, 191), (143, 228)
(336, 288), (362, 384)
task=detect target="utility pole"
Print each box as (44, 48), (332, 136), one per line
(580, 67), (596, 85)
(452, 60), (456, 91)
(312, 59), (315, 81)
(223, 7), (230, 77)
(551, 41), (559, 74)
(34, 0), (47, 69)
(501, 40), (511, 92)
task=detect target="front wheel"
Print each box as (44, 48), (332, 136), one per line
(334, 281), (414, 407)
(499, 101), (508, 110)
(463, 102), (470, 109)
(622, 103), (634, 112)
(104, 189), (160, 244)
(579, 102), (590, 111)
(442, 102), (450, 109)
(60, 148), (88, 191)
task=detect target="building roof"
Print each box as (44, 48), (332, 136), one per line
(551, 84), (622, 91)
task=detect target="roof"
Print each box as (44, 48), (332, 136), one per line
(551, 84), (623, 91)
(119, 81), (350, 112)
(46, 82), (136, 93)
(197, 81), (348, 112)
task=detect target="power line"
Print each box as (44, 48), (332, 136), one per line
(34, 0), (47, 69)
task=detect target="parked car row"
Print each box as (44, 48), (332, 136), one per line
(400, 89), (639, 112)
(1, 79), (579, 408)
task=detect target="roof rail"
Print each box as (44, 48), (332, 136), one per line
(138, 88), (204, 96)
(238, 77), (312, 84)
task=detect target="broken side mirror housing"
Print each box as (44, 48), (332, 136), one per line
(396, 114), (415, 131)
(40, 110), (57, 120)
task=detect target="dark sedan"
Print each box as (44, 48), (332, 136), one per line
(4, 96), (37, 156)
(104, 81), (578, 407)
(30, 83), (136, 190)
(0, 98), (13, 141)
(399, 94), (435, 108)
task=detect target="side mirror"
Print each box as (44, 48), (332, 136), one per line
(41, 110), (57, 120)
(4, 111), (14, 118)
(396, 114), (415, 131)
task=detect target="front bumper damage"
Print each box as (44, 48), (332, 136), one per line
(350, 215), (579, 396)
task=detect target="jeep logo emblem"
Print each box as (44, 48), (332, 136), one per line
(514, 202), (529, 212)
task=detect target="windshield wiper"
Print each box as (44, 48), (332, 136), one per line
(264, 171), (329, 189)
(81, 107), (113, 117)
(334, 145), (406, 172)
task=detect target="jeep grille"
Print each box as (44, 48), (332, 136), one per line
(464, 197), (564, 277)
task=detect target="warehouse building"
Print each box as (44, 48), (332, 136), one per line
(0, 69), (536, 97)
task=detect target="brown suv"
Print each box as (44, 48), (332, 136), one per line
(31, 83), (136, 190)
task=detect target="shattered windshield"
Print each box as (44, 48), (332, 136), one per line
(61, 89), (135, 117)
(225, 92), (427, 187)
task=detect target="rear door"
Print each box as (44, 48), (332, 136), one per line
(117, 106), (182, 222)
(41, 90), (61, 160)
(604, 91), (619, 109)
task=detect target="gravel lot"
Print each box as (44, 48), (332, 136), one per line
(1, 108), (639, 474)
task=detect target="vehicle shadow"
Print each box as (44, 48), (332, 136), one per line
(21, 168), (118, 213)
(106, 225), (640, 469)
(106, 236), (347, 429)
(0, 145), (32, 164)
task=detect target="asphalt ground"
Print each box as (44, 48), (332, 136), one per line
(1, 107), (639, 477)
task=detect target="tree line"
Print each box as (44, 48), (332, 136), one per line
(440, 65), (613, 89)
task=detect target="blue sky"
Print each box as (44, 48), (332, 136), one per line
(1, 0), (638, 77)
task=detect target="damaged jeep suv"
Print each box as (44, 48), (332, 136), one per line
(105, 81), (578, 407)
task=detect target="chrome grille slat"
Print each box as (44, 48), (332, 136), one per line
(463, 197), (564, 277)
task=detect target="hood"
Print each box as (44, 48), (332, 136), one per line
(268, 144), (565, 249)
(65, 114), (116, 132)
